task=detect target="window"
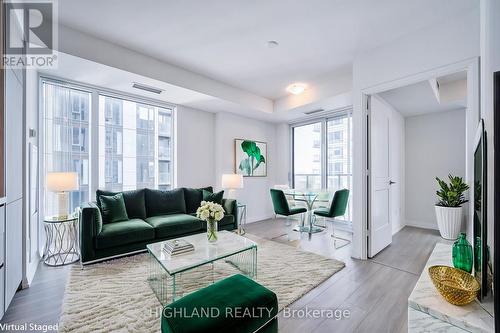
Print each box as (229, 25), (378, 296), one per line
(159, 161), (171, 189)
(159, 137), (171, 159)
(292, 112), (353, 223)
(328, 131), (343, 142)
(330, 117), (342, 125)
(42, 78), (175, 214)
(159, 110), (172, 136)
(292, 122), (322, 189)
(42, 81), (91, 214)
(71, 91), (88, 121)
(98, 95), (173, 191)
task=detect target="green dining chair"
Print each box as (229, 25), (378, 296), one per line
(313, 189), (350, 248)
(270, 189), (307, 226)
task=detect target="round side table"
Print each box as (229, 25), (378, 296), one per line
(43, 212), (80, 266)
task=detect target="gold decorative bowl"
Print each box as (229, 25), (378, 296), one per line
(428, 265), (480, 306)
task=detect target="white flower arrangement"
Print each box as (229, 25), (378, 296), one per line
(196, 201), (225, 222)
(197, 201), (225, 242)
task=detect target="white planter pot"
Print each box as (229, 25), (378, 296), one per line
(435, 206), (463, 240)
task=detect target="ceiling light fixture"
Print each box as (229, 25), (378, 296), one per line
(286, 83), (307, 95)
(267, 40), (279, 48)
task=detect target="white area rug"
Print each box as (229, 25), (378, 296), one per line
(59, 234), (344, 332)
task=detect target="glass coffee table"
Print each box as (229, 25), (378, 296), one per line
(147, 231), (257, 305)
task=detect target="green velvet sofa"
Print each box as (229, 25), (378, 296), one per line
(79, 187), (238, 264)
(161, 274), (278, 333)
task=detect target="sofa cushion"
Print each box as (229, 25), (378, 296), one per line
(145, 188), (186, 217)
(96, 189), (146, 219)
(183, 187), (213, 214)
(99, 193), (129, 224)
(202, 189), (224, 205)
(218, 215), (235, 227)
(95, 219), (155, 249)
(161, 274), (278, 333)
(146, 214), (202, 238)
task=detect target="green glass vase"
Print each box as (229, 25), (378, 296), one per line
(452, 233), (473, 273)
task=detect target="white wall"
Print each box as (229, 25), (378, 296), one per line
(274, 123), (290, 186)
(405, 109), (466, 230)
(372, 96), (405, 235)
(351, 9), (480, 259)
(175, 106), (216, 188)
(214, 112), (277, 222)
(176, 107), (281, 223)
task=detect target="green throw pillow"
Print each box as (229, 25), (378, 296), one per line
(183, 187), (213, 213)
(99, 193), (129, 224)
(202, 190), (224, 204)
(96, 189), (146, 219)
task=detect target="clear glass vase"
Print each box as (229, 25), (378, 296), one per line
(207, 219), (218, 243)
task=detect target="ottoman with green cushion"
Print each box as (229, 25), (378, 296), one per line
(161, 274), (278, 333)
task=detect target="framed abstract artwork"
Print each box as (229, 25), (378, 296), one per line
(234, 139), (267, 177)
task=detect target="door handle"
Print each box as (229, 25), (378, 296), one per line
(389, 181), (396, 185)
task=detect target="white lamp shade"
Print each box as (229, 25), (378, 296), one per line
(47, 172), (79, 192)
(221, 174), (243, 189)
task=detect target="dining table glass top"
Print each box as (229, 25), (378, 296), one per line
(282, 189), (331, 207)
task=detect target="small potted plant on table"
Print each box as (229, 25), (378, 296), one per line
(435, 174), (469, 240)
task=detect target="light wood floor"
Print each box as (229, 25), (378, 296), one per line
(246, 219), (440, 333)
(1, 219), (440, 333)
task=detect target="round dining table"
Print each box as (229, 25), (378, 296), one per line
(282, 189), (331, 234)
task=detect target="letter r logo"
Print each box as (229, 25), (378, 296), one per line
(5, 1), (53, 55)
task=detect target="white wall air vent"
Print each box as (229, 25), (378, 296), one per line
(132, 82), (163, 94)
(303, 108), (325, 115)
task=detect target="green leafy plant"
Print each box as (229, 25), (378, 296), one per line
(238, 140), (266, 176)
(435, 174), (469, 207)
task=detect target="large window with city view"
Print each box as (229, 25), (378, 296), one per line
(292, 112), (352, 222)
(42, 79), (174, 214)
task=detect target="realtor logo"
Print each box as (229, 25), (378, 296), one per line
(3, 0), (57, 68)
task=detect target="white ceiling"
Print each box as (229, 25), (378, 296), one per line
(56, 0), (477, 100)
(42, 52), (284, 122)
(378, 74), (467, 117)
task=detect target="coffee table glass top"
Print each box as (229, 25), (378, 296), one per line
(147, 231), (257, 275)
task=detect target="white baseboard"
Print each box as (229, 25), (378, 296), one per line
(391, 223), (405, 235)
(24, 251), (41, 288)
(405, 219), (438, 231)
(246, 214), (274, 224)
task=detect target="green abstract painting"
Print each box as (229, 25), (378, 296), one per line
(235, 139), (267, 177)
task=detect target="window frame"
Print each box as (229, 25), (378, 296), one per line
(39, 75), (177, 203)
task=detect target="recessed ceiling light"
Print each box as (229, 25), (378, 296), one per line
(267, 40), (279, 48)
(286, 83), (307, 95)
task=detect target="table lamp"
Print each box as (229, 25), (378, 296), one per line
(47, 172), (79, 218)
(221, 174), (243, 199)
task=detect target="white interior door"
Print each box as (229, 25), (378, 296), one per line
(368, 96), (392, 257)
